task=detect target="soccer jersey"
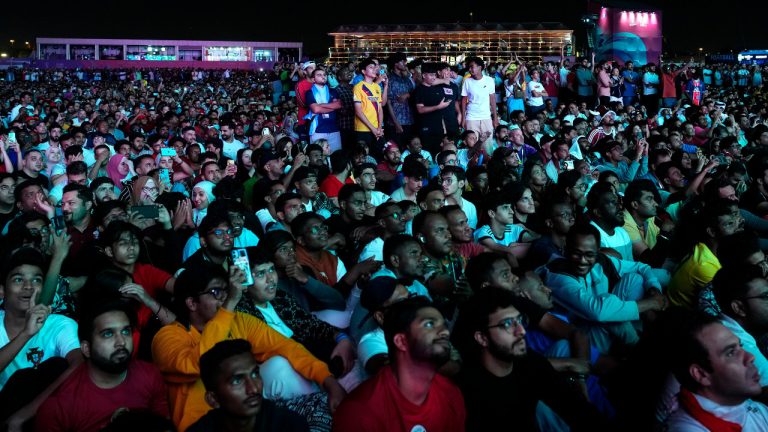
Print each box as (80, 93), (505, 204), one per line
(474, 224), (526, 246)
(353, 81), (382, 132)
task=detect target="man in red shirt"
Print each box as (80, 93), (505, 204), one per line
(318, 150), (354, 207)
(333, 296), (466, 431)
(102, 221), (176, 329)
(36, 301), (169, 432)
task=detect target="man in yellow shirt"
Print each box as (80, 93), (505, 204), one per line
(668, 200), (742, 308)
(354, 57), (386, 156)
(152, 263), (346, 432)
(622, 180), (672, 268)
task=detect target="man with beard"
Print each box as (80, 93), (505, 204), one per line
(333, 296), (466, 431)
(452, 288), (608, 431)
(188, 339), (309, 432)
(35, 301), (168, 432)
(354, 163), (390, 211)
(358, 202), (407, 262)
(220, 121), (245, 161)
(61, 184), (97, 259)
(36, 123), (62, 153)
(0, 173), (18, 230)
(324, 184), (372, 264)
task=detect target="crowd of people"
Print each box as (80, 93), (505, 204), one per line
(1, 49), (768, 431)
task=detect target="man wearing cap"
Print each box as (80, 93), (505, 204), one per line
(356, 276), (411, 375)
(586, 111), (618, 148)
(296, 61), (317, 142)
(306, 68), (343, 153)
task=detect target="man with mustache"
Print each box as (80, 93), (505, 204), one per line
(189, 339), (309, 432)
(452, 287), (609, 431)
(36, 301), (168, 432)
(667, 313), (768, 431)
(334, 296), (466, 431)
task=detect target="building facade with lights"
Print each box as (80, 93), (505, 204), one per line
(328, 23), (574, 65)
(34, 38), (302, 68)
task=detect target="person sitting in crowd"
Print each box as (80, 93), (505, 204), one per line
(5, 58), (768, 431)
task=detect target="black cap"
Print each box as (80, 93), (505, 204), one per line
(360, 276), (399, 312)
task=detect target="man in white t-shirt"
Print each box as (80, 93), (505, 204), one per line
(354, 163), (390, 212)
(0, 249), (82, 425)
(461, 56), (498, 146)
(526, 70), (548, 116)
(587, 182), (633, 261)
(219, 121), (246, 160)
(441, 165), (477, 229)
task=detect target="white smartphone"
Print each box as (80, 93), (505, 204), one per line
(231, 248), (254, 286)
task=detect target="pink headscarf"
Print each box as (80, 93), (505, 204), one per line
(107, 154), (131, 190)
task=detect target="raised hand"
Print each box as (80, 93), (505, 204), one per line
(24, 287), (50, 338)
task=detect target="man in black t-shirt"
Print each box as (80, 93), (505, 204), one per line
(452, 287), (610, 432)
(0, 173), (19, 231)
(414, 63), (459, 156)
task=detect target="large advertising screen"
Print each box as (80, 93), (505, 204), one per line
(596, 7), (662, 65)
(204, 46), (252, 62)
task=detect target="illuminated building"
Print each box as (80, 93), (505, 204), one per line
(35, 38), (302, 68)
(328, 23), (574, 64)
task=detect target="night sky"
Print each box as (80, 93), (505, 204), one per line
(1, 0), (765, 58)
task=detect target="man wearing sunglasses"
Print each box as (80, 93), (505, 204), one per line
(452, 287), (609, 431)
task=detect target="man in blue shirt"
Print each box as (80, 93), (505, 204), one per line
(305, 69), (342, 153)
(621, 61), (639, 107)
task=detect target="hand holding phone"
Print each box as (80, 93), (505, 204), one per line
(160, 147), (178, 157)
(231, 249), (254, 286)
(130, 205), (160, 219)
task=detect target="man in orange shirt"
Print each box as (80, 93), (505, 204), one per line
(152, 263), (346, 431)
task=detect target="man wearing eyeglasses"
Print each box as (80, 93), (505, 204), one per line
(452, 287), (609, 431)
(541, 222), (666, 354)
(180, 213), (234, 275)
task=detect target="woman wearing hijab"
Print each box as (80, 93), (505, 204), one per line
(192, 181), (216, 226)
(107, 154), (134, 190)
